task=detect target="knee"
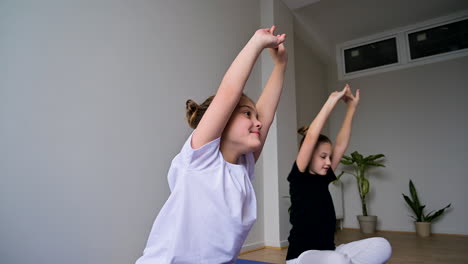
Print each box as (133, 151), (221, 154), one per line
(370, 237), (392, 260)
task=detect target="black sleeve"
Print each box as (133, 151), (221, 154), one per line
(287, 161), (304, 183)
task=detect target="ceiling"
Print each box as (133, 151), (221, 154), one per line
(282, 0), (321, 10)
(288, 0), (468, 65)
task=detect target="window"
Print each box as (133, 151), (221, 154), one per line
(408, 18), (468, 60)
(344, 38), (398, 73)
(337, 11), (468, 80)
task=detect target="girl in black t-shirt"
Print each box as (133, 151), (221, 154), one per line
(286, 85), (392, 264)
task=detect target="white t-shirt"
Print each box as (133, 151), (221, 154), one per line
(136, 133), (257, 264)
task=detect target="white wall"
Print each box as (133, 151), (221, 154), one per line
(273, 0), (298, 246)
(259, 0), (297, 248)
(0, 1), (267, 263)
(293, 31), (329, 139)
(259, 0), (280, 248)
(328, 57), (468, 234)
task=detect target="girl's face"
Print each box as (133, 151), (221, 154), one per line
(308, 142), (332, 175)
(222, 97), (263, 153)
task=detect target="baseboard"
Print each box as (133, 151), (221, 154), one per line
(264, 240), (288, 250)
(342, 227), (468, 237)
(280, 239), (289, 248)
(264, 240), (282, 248)
(240, 241), (265, 254)
(240, 240), (289, 254)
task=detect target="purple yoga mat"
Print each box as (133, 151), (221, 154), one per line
(236, 259), (275, 264)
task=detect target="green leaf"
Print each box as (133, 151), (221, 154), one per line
(409, 180), (421, 209)
(356, 152), (364, 162)
(403, 181), (425, 221)
(351, 151), (361, 162)
(340, 160), (353, 165)
(342, 155), (352, 161)
(424, 209), (436, 219)
(366, 161), (386, 167)
(418, 205), (426, 222)
(402, 194), (419, 217)
(425, 204), (451, 222)
(366, 154), (385, 161)
(361, 178), (369, 196)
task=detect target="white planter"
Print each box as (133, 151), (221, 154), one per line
(415, 222), (431, 237)
(357, 215), (377, 234)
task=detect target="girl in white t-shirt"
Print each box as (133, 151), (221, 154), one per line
(136, 26), (288, 264)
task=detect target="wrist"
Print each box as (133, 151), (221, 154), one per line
(325, 98), (339, 111)
(347, 104), (358, 111)
(250, 33), (268, 49)
(274, 62), (287, 70)
(327, 96), (340, 105)
(241, 38), (265, 59)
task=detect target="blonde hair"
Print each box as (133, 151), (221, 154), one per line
(185, 93), (252, 129)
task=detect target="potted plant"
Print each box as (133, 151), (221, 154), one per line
(340, 151), (385, 234)
(402, 180), (451, 237)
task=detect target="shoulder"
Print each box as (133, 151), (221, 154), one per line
(288, 161), (306, 182)
(180, 131), (222, 170)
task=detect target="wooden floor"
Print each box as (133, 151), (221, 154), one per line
(239, 229), (468, 264)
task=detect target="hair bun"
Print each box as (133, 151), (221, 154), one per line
(185, 99), (200, 129)
(186, 99), (198, 113)
(297, 125), (309, 136)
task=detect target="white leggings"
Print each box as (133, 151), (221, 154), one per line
(286, 237), (392, 264)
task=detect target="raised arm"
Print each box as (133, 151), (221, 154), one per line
(296, 86), (347, 172)
(191, 27), (286, 149)
(331, 86), (360, 170)
(254, 26), (288, 161)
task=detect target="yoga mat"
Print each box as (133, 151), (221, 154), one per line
(236, 259), (275, 264)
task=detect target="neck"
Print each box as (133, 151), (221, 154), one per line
(220, 141), (242, 164)
(308, 168), (325, 176)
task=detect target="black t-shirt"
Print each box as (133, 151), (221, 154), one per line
(286, 161), (337, 260)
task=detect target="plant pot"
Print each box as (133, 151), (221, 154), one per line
(357, 215), (377, 234)
(415, 222), (431, 237)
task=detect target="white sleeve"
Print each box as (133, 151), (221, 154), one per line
(180, 131), (221, 170)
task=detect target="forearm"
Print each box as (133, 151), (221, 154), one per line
(306, 98), (338, 141)
(256, 64), (286, 127)
(217, 36), (264, 96)
(252, 64), (286, 161)
(335, 106), (356, 149)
